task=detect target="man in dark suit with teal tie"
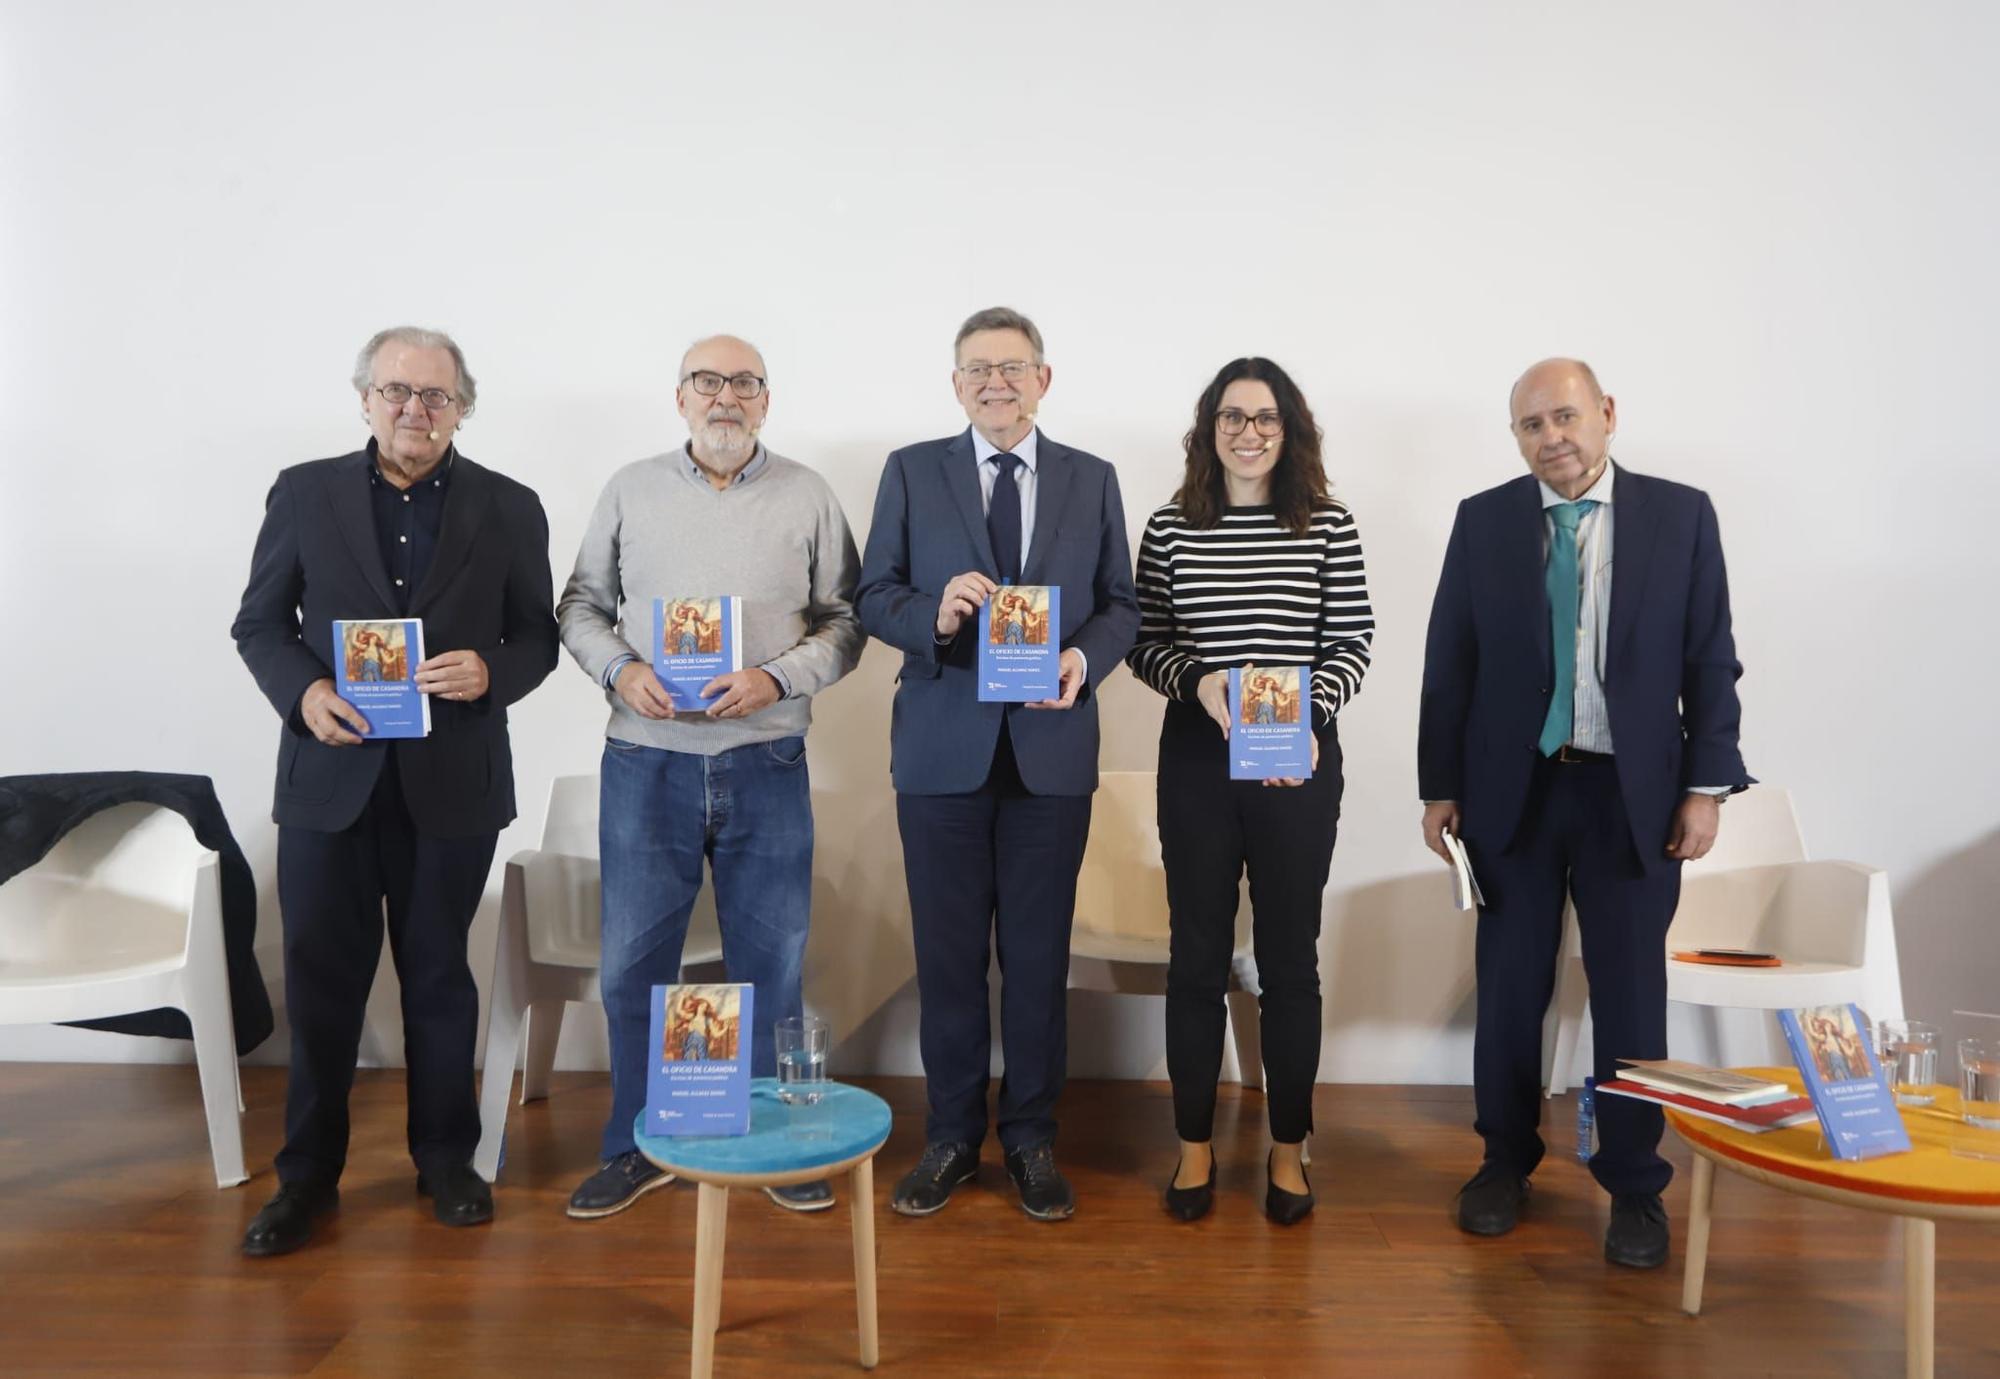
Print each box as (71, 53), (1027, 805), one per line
(856, 307), (1139, 1221)
(1419, 358), (1751, 1268)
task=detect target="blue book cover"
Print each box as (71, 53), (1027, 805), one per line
(645, 982), (754, 1137)
(331, 619), (430, 738)
(652, 596), (742, 712)
(977, 584), (1060, 701)
(1228, 665), (1312, 780)
(1778, 1003), (1912, 1161)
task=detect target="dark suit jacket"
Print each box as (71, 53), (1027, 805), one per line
(1418, 465), (1751, 873)
(231, 447), (558, 837)
(856, 429), (1141, 796)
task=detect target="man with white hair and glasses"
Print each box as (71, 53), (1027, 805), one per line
(232, 326), (558, 1256)
(557, 335), (863, 1219)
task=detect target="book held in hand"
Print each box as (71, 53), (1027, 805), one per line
(1779, 1003), (1913, 1160)
(653, 596), (742, 712)
(1443, 831), (1485, 912)
(332, 619), (430, 738)
(977, 584), (1060, 702)
(645, 982), (754, 1137)
(1227, 665), (1312, 780)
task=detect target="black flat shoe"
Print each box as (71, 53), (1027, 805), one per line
(1456, 1162), (1529, 1236)
(1264, 1149), (1314, 1226)
(1163, 1155), (1216, 1222)
(242, 1181), (338, 1258)
(1605, 1192), (1669, 1269)
(417, 1162), (494, 1227)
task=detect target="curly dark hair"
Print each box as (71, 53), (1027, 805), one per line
(1172, 357), (1329, 535)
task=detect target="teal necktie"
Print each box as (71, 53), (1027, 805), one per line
(1538, 499), (1598, 756)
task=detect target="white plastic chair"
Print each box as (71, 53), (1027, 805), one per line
(1544, 786), (1905, 1093)
(0, 802), (247, 1187)
(1068, 771), (1264, 1090)
(474, 774), (724, 1181)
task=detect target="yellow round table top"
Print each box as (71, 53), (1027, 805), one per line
(1663, 1067), (2000, 1211)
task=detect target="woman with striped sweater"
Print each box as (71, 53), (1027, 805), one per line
(1125, 357), (1374, 1225)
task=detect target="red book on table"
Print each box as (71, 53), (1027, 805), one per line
(1596, 1078), (1816, 1131)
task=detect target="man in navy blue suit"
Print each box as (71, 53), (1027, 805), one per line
(1418, 358), (1751, 1268)
(856, 307), (1140, 1221)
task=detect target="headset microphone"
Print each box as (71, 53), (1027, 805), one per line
(1263, 439), (1276, 452)
(428, 430), (440, 441)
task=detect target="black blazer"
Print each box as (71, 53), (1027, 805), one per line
(1418, 465), (1752, 874)
(231, 447), (558, 837)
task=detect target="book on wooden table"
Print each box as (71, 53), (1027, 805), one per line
(1594, 1079), (1817, 1132)
(653, 596), (742, 712)
(332, 619), (430, 738)
(645, 982), (754, 1137)
(977, 584), (1060, 702)
(1779, 1003), (1913, 1161)
(1617, 1059), (1793, 1106)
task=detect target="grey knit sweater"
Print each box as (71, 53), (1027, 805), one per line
(557, 445), (863, 754)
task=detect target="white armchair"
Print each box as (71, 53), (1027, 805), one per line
(1545, 786), (1905, 1093)
(474, 775), (723, 1181)
(1068, 771), (1263, 1090)
(0, 802), (246, 1187)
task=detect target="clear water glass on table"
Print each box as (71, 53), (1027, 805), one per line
(1879, 1019), (1941, 1107)
(775, 1015), (829, 1104)
(1960, 1037), (2000, 1131)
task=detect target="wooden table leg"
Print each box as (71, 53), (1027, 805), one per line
(851, 1156), (879, 1369)
(692, 1183), (729, 1379)
(1682, 1153), (1714, 1316)
(1904, 1216), (1934, 1379)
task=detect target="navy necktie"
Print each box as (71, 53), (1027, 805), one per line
(988, 452), (1023, 583)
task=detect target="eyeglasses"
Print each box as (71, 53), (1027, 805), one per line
(374, 383), (457, 410)
(1216, 408), (1283, 437)
(682, 371), (767, 399)
(957, 360), (1038, 386)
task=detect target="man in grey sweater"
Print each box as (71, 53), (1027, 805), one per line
(556, 334), (863, 1217)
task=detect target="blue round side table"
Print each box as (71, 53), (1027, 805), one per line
(635, 1079), (893, 1377)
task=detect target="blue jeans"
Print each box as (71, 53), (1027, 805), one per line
(598, 734), (813, 1159)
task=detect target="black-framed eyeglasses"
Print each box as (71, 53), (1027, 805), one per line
(957, 360), (1037, 386)
(374, 382), (457, 410)
(1217, 408), (1283, 438)
(682, 371), (767, 399)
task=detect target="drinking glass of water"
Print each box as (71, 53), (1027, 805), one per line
(1959, 1037), (2000, 1130)
(1878, 1020), (1940, 1107)
(775, 1015), (829, 1104)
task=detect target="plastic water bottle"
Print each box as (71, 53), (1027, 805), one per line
(1576, 1076), (1597, 1163)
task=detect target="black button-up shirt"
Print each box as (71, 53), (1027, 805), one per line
(367, 443), (453, 615)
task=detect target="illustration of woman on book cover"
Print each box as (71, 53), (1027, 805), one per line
(344, 623), (405, 682)
(664, 985), (743, 1063)
(664, 599), (723, 657)
(1807, 1009), (1860, 1081)
(988, 587), (1048, 645)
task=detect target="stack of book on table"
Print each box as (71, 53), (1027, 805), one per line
(1595, 1059), (1816, 1132)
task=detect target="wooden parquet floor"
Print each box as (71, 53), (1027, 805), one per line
(2, 1064), (1996, 1377)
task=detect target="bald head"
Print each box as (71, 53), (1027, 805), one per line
(1508, 357), (1616, 499)
(680, 334), (767, 381)
(1508, 358), (1603, 418)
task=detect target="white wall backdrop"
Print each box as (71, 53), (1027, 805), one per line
(4, 2), (1996, 1085)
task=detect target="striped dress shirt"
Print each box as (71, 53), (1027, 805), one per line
(1126, 501), (1374, 729)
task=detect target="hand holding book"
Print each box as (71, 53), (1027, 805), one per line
(413, 648), (488, 701)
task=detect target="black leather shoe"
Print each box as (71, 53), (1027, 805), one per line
(1004, 1142), (1075, 1221)
(1264, 1149), (1314, 1226)
(417, 1162), (494, 1227)
(1456, 1162), (1529, 1236)
(891, 1141), (978, 1217)
(1605, 1192), (1669, 1268)
(242, 1181), (338, 1258)
(1163, 1153), (1216, 1222)
(567, 1151), (674, 1220)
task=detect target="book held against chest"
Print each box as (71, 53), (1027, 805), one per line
(332, 619), (430, 738)
(977, 584), (1061, 702)
(1228, 665), (1312, 780)
(652, 596), (742, 712)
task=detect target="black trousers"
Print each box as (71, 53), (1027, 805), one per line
(274, 752), (496, 1186)
(896, 723), (1092, 1153)
(1157, 701), (1342, 1145)
(1468, 756), (1682, 1197)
